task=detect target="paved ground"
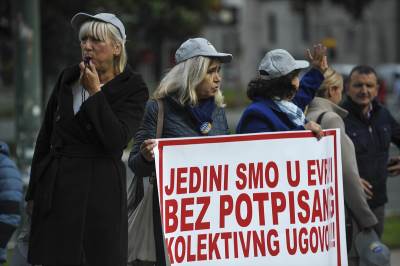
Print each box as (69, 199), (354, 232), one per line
(393, 249), (400, 266)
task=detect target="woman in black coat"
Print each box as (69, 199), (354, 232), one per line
(128, 37), (232, 266)
(26, 12), (149, 266)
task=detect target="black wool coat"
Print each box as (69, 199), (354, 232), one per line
(26, 64), (149, 265)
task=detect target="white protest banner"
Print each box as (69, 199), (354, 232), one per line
(154, 129), (347, 266)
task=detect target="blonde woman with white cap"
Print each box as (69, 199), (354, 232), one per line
(236, 45), (327, 136)
(26, 12), (149, 266)
(128, 37), (232, 266)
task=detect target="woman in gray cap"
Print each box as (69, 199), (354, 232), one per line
(128, 37), (232, 266)
(236, 45), (327, 136)
(26, 12), (149, 266)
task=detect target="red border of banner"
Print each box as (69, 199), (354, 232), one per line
(156, 130), (341, 265)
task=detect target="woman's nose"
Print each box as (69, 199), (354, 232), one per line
(81, 39), (92, 50)
(214, 72), (221, 82)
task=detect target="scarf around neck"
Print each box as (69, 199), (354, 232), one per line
(187, 98), (216, 134)
(273, 99), (306, 127)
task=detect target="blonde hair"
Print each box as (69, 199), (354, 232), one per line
(153, 56), (225, 107)
(316, 67), (343, 98)
(79, 20), (127, 74)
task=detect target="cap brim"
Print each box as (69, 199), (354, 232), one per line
(71, 12), (95, 31)
(176, 52), (233, 64)
(71, 12), (111, 31)
(208, 53), (233, 63)
(294, 60), (310, 70)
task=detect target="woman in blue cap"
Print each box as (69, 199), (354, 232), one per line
(128, 37), (232, 266)
(26, 12), (149, 266)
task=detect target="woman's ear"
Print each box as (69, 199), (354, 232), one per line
(114, 44), (122, 56)
(327, 86), (337, 96)
(327, 86), (337, 97)
(332, 85), (340, 93)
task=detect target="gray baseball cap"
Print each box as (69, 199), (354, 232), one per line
(258, 49), (309, 80)
(175, 38), (232, 64)
(355, 229), (390, 266)
(71, 12), (126, 40)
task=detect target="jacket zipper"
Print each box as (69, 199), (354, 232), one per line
(368, 124), (376, 147)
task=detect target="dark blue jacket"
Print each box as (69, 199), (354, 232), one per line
(236, 69), (324, 133)
(342, 98), (400, 208)
(0, 141), (23, 263)
(129, 96), (229, 266)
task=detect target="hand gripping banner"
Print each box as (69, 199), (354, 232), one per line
(154, 130), (347, 266)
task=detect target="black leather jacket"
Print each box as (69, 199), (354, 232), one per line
(342, 98), (400, 208)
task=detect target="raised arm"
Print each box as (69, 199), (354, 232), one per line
(293, 44), (327, 110)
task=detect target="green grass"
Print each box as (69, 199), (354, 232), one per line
(223, 88), (250, 108)
(382, 215), (400, 248)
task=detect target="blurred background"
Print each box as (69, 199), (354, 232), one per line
(0, 0), (400, 263)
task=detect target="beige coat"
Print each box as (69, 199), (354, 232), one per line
(306, 97), (377, 229)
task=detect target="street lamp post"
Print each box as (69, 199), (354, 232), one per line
(14, 0), (42, 177)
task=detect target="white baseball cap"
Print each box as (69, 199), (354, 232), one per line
(71, 12), (126, 40)
(258, 49), (309, 80)
(175, 38), (232, 64)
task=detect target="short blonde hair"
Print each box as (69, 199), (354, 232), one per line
(153, 56), (225, 107)
(316, 67), (343, 98)
(79, 20), (127, 74)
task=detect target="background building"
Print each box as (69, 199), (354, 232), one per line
(203, 0), (400, 89)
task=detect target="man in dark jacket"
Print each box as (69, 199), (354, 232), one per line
(0, 141), (23, 265)
(342, 65), (400, 238)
